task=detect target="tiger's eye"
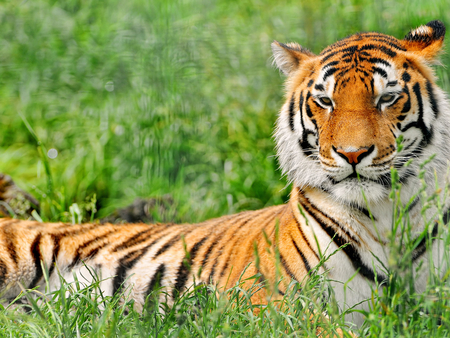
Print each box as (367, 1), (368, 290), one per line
(319, 97), (332, 106)
(380, 94), (394, 102)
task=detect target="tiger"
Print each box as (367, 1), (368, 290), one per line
(0, 20), (448, 330)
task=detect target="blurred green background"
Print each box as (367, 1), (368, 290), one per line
(0, 0), (449, 222)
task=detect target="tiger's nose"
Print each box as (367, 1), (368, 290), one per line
(333, 145), (374, 164)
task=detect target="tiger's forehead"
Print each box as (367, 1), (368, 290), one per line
(308, 33), (407, 93)
(319, 32), (407, 59)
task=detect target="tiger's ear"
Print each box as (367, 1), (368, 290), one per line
(403, 20), (446, 62)
(271, 41), (315, 76)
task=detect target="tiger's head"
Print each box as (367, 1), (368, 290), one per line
(273, 20), (450, 206)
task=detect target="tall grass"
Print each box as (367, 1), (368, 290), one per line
(0, 0), (448, 221)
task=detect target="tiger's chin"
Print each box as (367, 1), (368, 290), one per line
(328, 178), (390, 207)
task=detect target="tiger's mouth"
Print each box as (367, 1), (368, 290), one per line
(329, 170), (392, 188)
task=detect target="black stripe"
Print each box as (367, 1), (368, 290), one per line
(280, 253), (298, 281)
(314, 84), (325, 91)
(305, 93), (314, 118)
(291, 237), (311, 272)
(0, 258), (7, 286)
(444, 209), (450, 225)
(412, 82), (433, 145)
(412, 223), (439, 261)
(401, 86), (411, 113)
(144, 263), (166, 299)
(360, 44), (396, 57)
(368, 58), (391, 67)
(368, 38), (406, 51)
(361, 76), (370, 92)
(217, 210), (282, 280)
(402, 72), (411, 83)
(112, 228), (191, 295)
(323, 68), (338, 81)
(373, 67), (388, 79)
(299, 91), (305, 131)
(426, 80), (439, 118)
(207, 215), (256, 283)
(412, 208), (450, 261)
(113, 247), (151, 295)
(320, 45), (358, 63)
(353, 205), (376, 221)
(307, 79), (314, 87)
(173, 236), (208, 296)
(292, 212), (319, 262)
(406, 197), (420, 213)
(154, 234), (180, 257)
(68, 229), (118, 269)
(288, 93), (296, 132)
(201, 231), (227, 267)
(219, 212), (280, 278)
(3, 223), (18, 266)
(387, 81), (397, 87)
(48, 234), (62, 278)
(29, 234), (43, 289)
(300, 194), (386, 284)
(113, 224), (170, 252)
(322, 60), (340, 69)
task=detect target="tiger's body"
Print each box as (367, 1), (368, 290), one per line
(0, 21), (449, 328)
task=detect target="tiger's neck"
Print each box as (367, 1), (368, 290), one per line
(281, 185), (442, 327)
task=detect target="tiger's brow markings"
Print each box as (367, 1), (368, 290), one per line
(322, 67), (339, 81)
(322, 60), (340, 70)
(307, 79), (314, 87)
(372, 67), (388, 79)
(314, 84), (325, 91)
(320, 42), (399, 65)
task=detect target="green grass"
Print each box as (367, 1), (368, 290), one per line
(1, 0), (450, 336)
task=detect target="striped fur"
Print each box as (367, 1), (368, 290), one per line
(0, 21), (449, 329)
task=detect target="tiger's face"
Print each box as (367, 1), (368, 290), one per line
(273, 21), (449, 206)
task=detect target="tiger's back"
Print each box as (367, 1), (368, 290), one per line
(0, 204), (291, 308)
